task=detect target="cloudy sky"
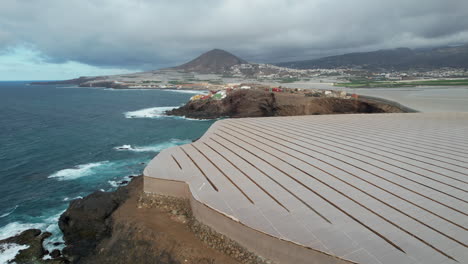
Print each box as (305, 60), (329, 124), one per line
(1, 0), (468, 80)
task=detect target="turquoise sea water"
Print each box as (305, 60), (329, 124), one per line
(0, 82), (213, 253)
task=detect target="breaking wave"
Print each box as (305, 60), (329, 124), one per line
(113, 139), (191, 153)
(0, 211), (66, 254)
(108, 174), (138, 188)
(0, 222), (44, 241)
(124, 106), (211, 121)
(0, 243), (29, 264)
(0, 205), (19, 218)
(48, 161), (109, 181)
(63, 196), (83, 201)
(124, 106), (178, 119)
(163, 89), (208, 94)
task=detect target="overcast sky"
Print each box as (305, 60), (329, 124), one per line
(1, 0), (468, 80)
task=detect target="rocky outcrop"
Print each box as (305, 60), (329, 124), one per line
(0, 229), (67, 263)
(1, 175), (270, 264)
(58, 181), (130, 262)
(58, 176), (248, 264)
(166, 89), (406, 119)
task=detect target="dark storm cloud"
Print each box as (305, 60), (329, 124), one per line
(1, 0), (468, 69)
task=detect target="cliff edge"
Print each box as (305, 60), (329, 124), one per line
(166, 89), (406, 119)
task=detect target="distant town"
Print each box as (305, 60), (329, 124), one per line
(33, 46), (468, 90)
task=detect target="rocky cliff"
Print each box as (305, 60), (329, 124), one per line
(57, 176), (267, 264)
(166, 89), (406, 119)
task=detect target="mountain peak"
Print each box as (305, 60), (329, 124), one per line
(174, 49), (247, 73)
(208, 48), (237, 54)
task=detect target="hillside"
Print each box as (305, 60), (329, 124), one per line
(173, 49), (248, 73)
(276, 44), (468, 70)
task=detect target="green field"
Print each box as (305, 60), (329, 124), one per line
(334, 79), (468, 88)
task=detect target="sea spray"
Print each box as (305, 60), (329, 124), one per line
(124, 106), (212, 121)
(0, 211), (65, 250)
(0, 222), (44, 241)
(162, 89), (208, 94)
(124, 106), (178, 119)
(48, 158), (147, 182)
(113, 138), (192, 153)
(48, 162), (109, 181)
(0, 243), (30, 264)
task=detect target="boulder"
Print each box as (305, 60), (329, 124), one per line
(50, 249), (62, 258)
(0, 229), (52, 263)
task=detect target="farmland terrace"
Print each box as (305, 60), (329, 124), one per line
(144, 112), (468, 264)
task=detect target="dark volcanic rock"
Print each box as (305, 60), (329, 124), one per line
(50, 249), (62, 259)
(59, 185), (130, 262)
(56, 176), (243, 264)
(166, 89), (405, 119)
(0, 229), (55, 263)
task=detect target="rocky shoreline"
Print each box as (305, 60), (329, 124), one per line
(0, 88), (411, 264)
(1, 176), (272, 264)
(0, 229), (66, 264)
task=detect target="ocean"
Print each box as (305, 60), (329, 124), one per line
(0, 82), (213, 259)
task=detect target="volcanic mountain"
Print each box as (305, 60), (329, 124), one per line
(173, 49), (248, 73)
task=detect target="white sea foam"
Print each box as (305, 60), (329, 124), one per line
(163, 89), (208, 94)
(0, 222), (44, 241)
(124, 106), (178, 119)
(0, 205), (18, 218)
(114, 139), (191, 153)
(41, 212), (65, 253)
(108, 174), (138, 188)
(181, 117), (213, 121)
(0, 243), (29, 264)
(48, 161), (108, 181)
(63, 196), (83, 201)
(108, 180), (120, 188)
(0, 212), (67, 255)
(124, 106), (211, 121)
